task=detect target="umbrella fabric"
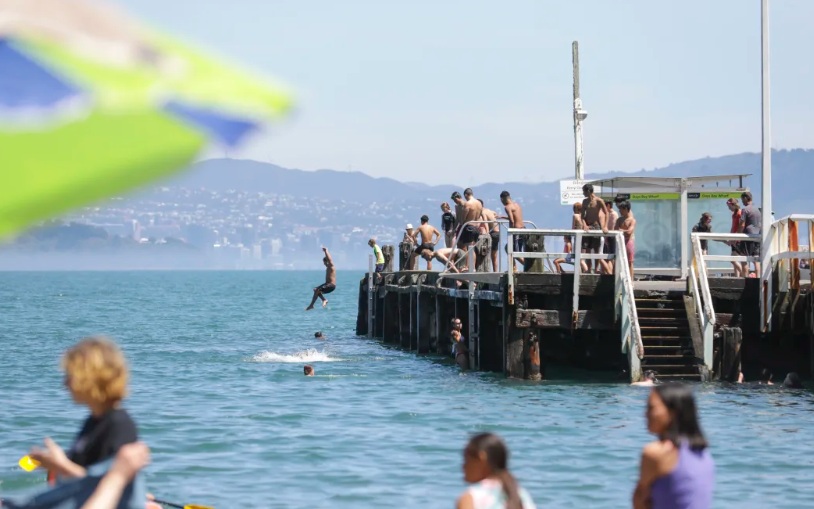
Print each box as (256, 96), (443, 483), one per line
(0, 0), (292, 238)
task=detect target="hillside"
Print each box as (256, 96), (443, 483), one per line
(166, 149), (813, 219)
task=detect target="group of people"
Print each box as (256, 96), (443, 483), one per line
(712, 191), (762, 277)
(370, 188), (528, 274)
(553, 184), (636, 276)
(9, 334), (809, 509)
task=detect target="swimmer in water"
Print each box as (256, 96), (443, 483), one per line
(314, 331), (324, 339)
(304, 365), (314, 376)
(631, 370), (658, 386)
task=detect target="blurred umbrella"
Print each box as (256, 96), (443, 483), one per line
(0, 0), (292, 238)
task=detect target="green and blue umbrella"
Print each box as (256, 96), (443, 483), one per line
(0, 0), (293, 238)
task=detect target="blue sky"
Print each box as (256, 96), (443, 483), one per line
(120, 0), (814, 185)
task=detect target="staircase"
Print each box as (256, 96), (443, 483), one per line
(636, 294), (701, 381)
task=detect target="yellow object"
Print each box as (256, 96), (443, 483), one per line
(18, 455), (40, 471)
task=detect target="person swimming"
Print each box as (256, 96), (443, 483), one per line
(304, 365), (314, 376)
(783, 372), (803, 389)
(314, 331), (324, 339)
(631, 370), (658, 387)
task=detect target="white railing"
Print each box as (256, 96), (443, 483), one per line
(763, 214), (814, 332)
(442, 219), (539, 273)
(504, 228), (644, 379)
(688, 234), (718, 370)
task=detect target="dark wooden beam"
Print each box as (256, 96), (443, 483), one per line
(515, 309), (615, 329)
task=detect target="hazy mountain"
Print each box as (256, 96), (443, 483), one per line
(167, 149), (813, 219)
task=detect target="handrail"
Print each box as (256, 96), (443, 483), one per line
(442, 219), (539, 274)
(690, 234), (716, 324)
(613, 230), (644, 359)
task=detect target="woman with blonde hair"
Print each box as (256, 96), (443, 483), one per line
(457, 432), (536, 509)
(30, 336), (138, 479)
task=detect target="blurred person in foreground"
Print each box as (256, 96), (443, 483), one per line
(633, 383), (714, 509)
(456, 432), (536, 509)
(30, 337), (138, 481)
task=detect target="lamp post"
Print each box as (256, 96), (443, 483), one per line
(573, 41), (588, 180)
(760, 0), (772, 332)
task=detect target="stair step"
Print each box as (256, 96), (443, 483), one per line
(637, 308), (685, 315)
(638, 318), (688, 325)
(643, 354), (695, 359)
(635, 299), (684, 309)
(656, 373), (702, 380)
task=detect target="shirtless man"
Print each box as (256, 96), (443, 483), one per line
(614, 200), (636, 276)
(306, 246), (335, 310)
(499, 191), (525, 271)
(604, 199), (619, 272)
(477, 200), (500, 271)
(432, 246), (466, 273)
(410, 215), (441, 270)
(451, 192), (483, 270)
(580, 184), (608, 274)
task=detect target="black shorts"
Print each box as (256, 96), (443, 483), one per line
(730, 242), (743, 256)
(415, 242), (435, 254)
(513, 235), (526, 253)
(490, 231), (500, 252)
(742, 241), (761, 258)
(581, 225), (602, 251)
(457, 224), (479, 246)
(374, 264), (384, 273)
(604, 237), (616, 254)
(316, 283), (336, 294)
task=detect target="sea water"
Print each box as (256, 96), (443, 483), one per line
(0, 271), (812, 508)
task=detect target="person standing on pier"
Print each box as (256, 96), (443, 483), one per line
(726, 198), (744, 277)
(604, 199), (619, 272)
(368, 238), (385, 281)
(477, 199), (500, 272)
(580, 184), (608, 274)
(306, 247), (335, 310)
(499, 191), (525, 272)
(452, 192), (483, 270)
(615, 201), (636, 276)
(411, 215), (442, 270)
(633, 383), (714, 509)
(692, 213), (713, 256)
(739, 192), (762, 277)
(441, 202), (456, 248)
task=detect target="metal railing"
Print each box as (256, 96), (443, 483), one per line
(504, 228), (644, 374)
(763, 214), (814, 332)
(441, 219), (539, 273)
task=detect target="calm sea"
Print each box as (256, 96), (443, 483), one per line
(0, 271), (812, 508)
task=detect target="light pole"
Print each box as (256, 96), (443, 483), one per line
(760, 0), (772, 332)
(572, 41), (588, 180)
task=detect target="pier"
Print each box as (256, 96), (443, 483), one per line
(355, 211), (814, 383)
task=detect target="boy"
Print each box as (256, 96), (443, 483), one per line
(306, 247), (335, 310)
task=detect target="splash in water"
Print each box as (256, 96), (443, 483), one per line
(251, 348), (340, 363)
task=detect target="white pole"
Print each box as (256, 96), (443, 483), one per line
(573, 41), (586, 180)
(760, 0), (772, 332)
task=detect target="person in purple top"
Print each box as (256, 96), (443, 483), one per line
(633, 383), (715, 509)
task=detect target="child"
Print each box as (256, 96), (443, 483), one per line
(306, 247), (336, 310)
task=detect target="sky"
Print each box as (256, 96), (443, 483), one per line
(119, 0), (814, 185)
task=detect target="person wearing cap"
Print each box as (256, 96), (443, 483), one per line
(726, 198), (744, 277)
(402, 223), (415, 244)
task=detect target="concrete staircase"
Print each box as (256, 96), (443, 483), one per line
(636, 295), (701, 381)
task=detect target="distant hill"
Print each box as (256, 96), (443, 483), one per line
(166, 149), (813, 219)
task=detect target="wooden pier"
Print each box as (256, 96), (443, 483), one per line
(355, 220), (813, 383)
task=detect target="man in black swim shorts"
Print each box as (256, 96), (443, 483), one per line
(306, 247), (336, 310)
